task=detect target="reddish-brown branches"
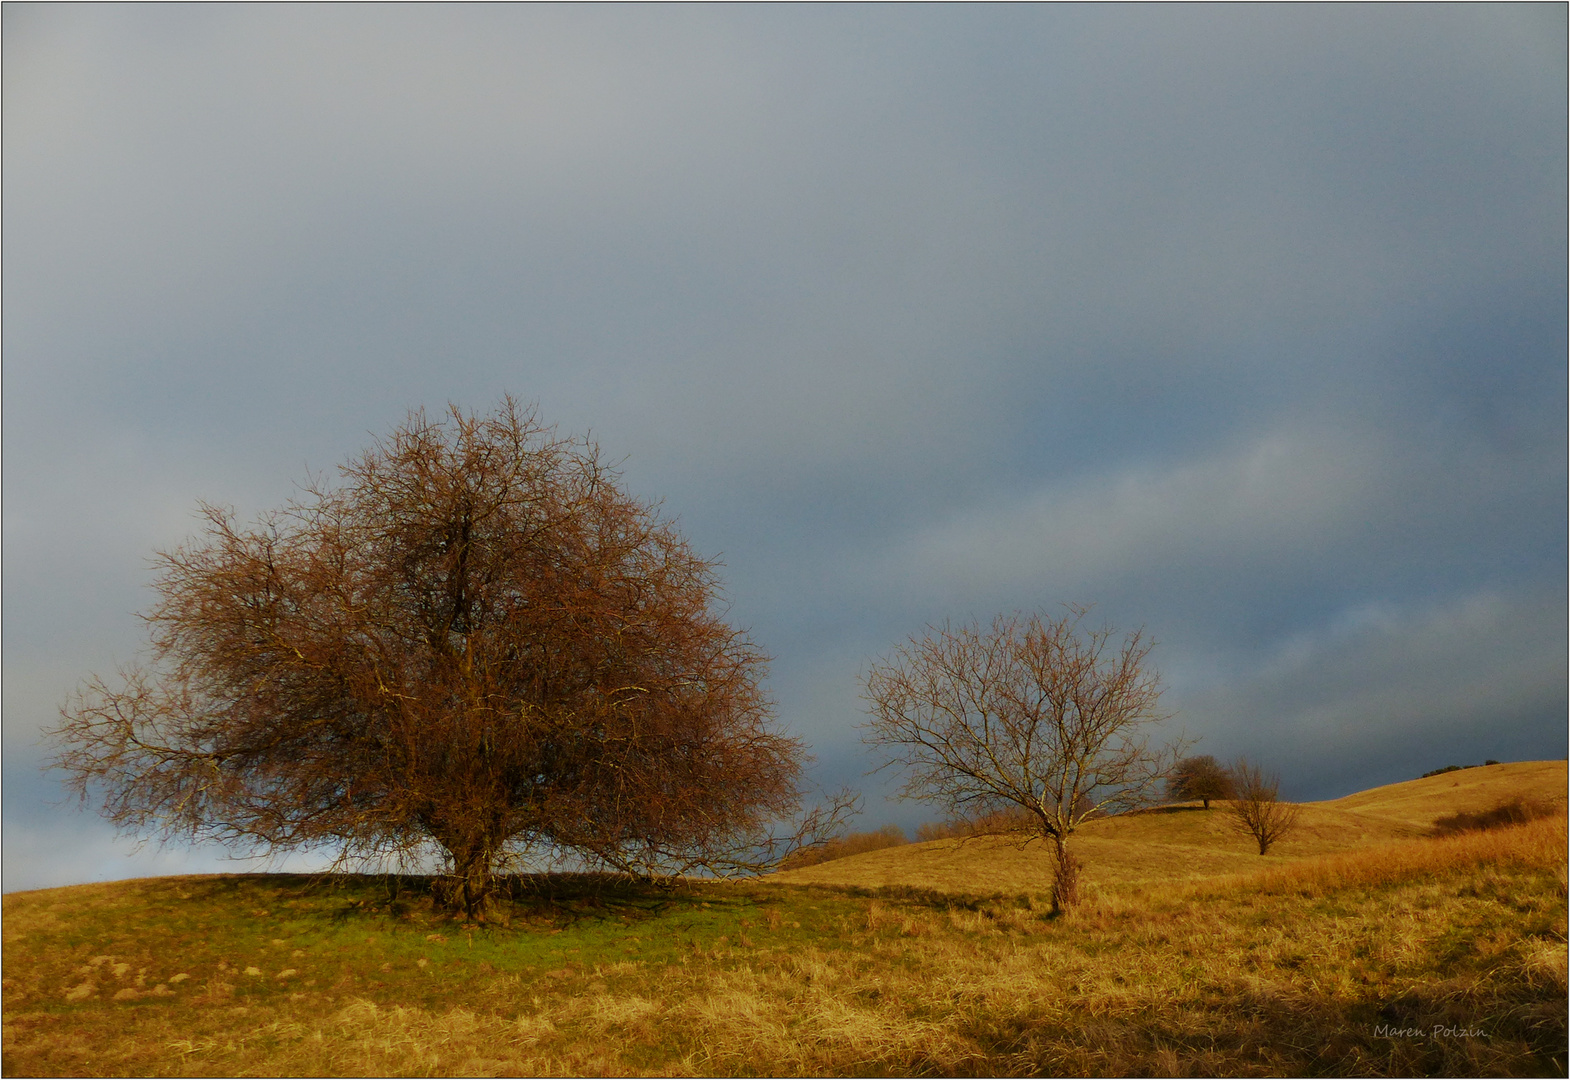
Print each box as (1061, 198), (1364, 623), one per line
(862, 607), (1183, 911)
(52, 399), (834, 917)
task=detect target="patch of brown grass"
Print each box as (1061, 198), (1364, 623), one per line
(1432, 795), (1562, 837)
(914, 805), (1039, 841)
(1183, 812), (1569, 901)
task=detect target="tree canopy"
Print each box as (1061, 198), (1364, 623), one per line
(52, 400), (824, 916)
(1167, 754), (1235, 809)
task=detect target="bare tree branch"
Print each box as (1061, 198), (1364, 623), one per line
(1226, 757), (1301, 855)
(862, 607), (1187, 911)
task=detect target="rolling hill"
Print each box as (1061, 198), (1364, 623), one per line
(769, 759), (1568, 894)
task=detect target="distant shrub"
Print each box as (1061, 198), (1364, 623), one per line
(914, 820), (964, 842)
(1421, 760), (1506, 779)
(779, 824), (907, 869)
(915, 806), (1040, 842)
(1431, 796), (1559, 837)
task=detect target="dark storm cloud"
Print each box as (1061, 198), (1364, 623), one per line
(4, 5), (1563, 888)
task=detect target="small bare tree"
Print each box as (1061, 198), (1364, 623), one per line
(862, 607), (1183, 912)
(51, 399), (848, 918)
(1167, 754), (1235, 809)
(1227, 758), (1301, 855)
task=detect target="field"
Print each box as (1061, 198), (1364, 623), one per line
(4, 761), (1565, 1077)
(774, 759), (1567, 892)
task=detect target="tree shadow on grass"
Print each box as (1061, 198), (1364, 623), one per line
(167, 870), (748, 932)
(1118, 804), (1216, 817)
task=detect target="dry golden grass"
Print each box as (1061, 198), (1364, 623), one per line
(1325, 760), (1568, 827)
(5, 763), (1566, 1076)
(767, 803), (1407, 894)
(773, 759), (1566, 894)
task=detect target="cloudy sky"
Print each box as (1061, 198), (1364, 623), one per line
(4, 5), (1564, 892)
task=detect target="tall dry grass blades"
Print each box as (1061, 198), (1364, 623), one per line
(1214, 814), (1569, 900)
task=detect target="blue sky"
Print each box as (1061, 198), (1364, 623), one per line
(4, 5), (1564, 892)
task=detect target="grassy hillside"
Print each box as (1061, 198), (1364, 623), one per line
(4, 764), (1565, 1077)
(1325, 760), (1567, 826)
(772, 759), (1567, 894)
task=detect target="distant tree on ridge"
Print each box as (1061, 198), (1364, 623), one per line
(1167, 754), (1235, 809)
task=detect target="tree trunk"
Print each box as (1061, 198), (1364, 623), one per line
(459, 851), (491, 920)
(437, 839), (495, 921)
(1049, 834), (1080, 912)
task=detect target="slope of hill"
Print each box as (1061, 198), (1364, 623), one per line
(1323, 759), (1566, 826)
(4, 814), (1564, 1077)
(770, 759), (1567, 894)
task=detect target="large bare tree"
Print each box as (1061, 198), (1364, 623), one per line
(863, 607), (1182, 911)
(52, 399), (838, 918)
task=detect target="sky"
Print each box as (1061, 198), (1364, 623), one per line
(4, 4), (1565, 893)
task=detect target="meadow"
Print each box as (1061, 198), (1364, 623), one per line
(4, 762), (1565, 1077)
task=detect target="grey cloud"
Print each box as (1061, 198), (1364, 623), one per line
(4, 5), (1562, 890)
(1183, 589), (1567, 798)
(811, 417), (1557, 641)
